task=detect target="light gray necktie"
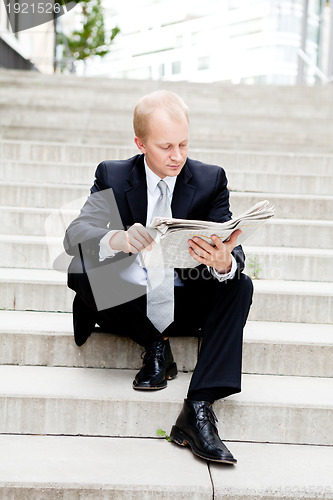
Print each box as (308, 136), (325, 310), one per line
(146, 180), (174, 333)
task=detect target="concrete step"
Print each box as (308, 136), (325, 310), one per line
(0, 309), (198, 373)
(244, 246), (333, 282)
(0, 180), (90, 209)
(1, 180), (332, 220)
(1, 435), (332, 500)
(1, 268), (332, 323)
(3, 78), (332, 110)
(250, 279), (333, 324)
(2, 207), (332, 249)
(3, 236), (333, 283)
(1, 68), (332, 109)
(245, 218), (333, 249)
(0, 268), (75, 313)
(2, 160), (332, 195)
(3, 106), (333, 135)
(0, 435), (213, 500)
(0, 364), (332, 445)
(229, 191), (333, 220)
(1, 435), (333, 500)
(3, 123), (333, 152)
(227, 170), (333, 195)
(0, 159), (96, 185)
(2, 139), (333, 175)
(2, 96), (332, 127)
(0, 139), (136, 165)
(0, 310), (332, 378)
(0, 206), (76, 237)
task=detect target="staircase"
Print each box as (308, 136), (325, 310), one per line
(0, 69), (332, 499)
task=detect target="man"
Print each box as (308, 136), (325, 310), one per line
(64, 90), (253, 464)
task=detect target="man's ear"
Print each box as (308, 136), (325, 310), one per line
(134, 136), (146, 154)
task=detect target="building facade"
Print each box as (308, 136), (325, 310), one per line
(87, 0), (332, 85)
(0, 2), (54, 73)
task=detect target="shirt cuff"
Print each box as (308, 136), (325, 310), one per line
(208, 254), (237, 282)
(99, 230), (122, 261)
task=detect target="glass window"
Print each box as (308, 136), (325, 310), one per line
(172, 61), (181, 74)
(198, 56), (210, 70)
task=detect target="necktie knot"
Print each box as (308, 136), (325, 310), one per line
(158, 179), (168, 197)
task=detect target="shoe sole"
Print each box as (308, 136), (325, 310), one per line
(170, 425), (237, 464)
(132, 362), (178, 390)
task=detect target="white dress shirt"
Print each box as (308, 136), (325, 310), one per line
(99, 158), (237, 284)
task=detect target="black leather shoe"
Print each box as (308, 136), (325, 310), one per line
(133, 339), (178, 390)
(170, 399), (237, 464)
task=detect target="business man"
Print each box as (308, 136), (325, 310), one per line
(64, 90), (253, 464)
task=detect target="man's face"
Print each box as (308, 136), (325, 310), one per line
(135, 108), (189, 179)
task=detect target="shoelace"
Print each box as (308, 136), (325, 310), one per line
(196, 404), (219, 431)
(141, 342), (165, 362)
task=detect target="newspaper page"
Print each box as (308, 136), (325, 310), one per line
(140, 200), (274, 269)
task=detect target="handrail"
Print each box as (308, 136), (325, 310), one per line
(298, 48), (333, 84)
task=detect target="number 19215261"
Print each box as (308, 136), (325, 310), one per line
(6, 2), (62, 14)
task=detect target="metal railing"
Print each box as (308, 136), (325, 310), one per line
(298, 48), (333, 84)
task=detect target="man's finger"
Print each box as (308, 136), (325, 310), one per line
(136, 224), (155, 241)
(226, 229), (242, 248)
(129, 227), (155, 248)
(211, 229), (242, 250)
(189, 237), (211, 256)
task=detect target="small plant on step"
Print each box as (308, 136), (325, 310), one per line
(248, 257), (262, 279)
(156, 428), (173, 442)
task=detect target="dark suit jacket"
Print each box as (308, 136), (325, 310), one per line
(64, 154), (245, 311)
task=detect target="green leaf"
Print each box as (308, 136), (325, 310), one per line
(58, 0), (120, 65)
(156, 428), (166, 437)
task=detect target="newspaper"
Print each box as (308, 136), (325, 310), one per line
(140, 200), (274, 269)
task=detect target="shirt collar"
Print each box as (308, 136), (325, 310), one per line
(144, 157), (177, 196)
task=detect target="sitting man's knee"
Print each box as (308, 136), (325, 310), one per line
(239, 273), (254, 299)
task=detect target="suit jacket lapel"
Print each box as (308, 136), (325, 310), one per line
(171, 160), (196, 219)
(124, 157), (196, 225)
(124, 155), (148, 226)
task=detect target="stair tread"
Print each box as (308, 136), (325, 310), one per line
(0, 310), (332, 345)
(0, 434), (212, 498)
(3, 234), (333, 255)
(0, 364), (332, 408)
(2, 179), (333, 199)
(0, 435), (332, 499)
(1, 268), (333, 295)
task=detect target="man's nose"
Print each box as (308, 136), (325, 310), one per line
(170, 147), (182, 161)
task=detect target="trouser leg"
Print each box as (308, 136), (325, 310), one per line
(95, 293), (163, 347)
(185, 274), (253, 398)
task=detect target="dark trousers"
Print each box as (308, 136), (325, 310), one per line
(73, 270), (253, 400)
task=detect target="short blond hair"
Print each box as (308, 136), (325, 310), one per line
(133, 90), (189, 141)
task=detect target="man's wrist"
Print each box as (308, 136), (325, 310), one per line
(208, 255), (237, 282)
(99, 230), (122, 261)
(214, 258), (232, 274)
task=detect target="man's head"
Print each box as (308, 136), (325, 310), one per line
(133, 90), (189, 179)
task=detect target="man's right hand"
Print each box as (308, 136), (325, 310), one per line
(109, 223), (155, 254)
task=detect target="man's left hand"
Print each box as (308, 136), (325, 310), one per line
(187, 229), (242, 274)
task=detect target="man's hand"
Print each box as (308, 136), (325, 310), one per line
(109, 223), (155, 254)
(188, 229), (242, 273)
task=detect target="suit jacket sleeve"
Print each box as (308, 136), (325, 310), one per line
(63, 161), (124, 258)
